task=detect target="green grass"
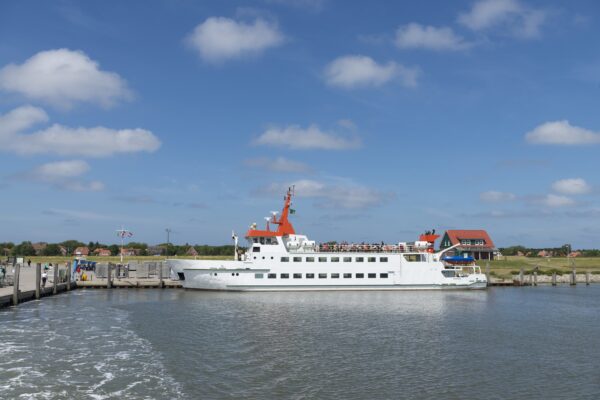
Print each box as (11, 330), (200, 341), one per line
(485, 256), (600, 279)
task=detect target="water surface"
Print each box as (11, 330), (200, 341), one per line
(1, 287), (599, 399)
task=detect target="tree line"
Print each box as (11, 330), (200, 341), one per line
(499, 245), (600, 257)
(0, 240), (240, 257)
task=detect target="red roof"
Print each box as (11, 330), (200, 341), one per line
(445, 230), (495, 248)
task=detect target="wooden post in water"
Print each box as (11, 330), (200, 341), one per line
(66, 262), (71, 291)
(586, 271), (590, 286)
(552, 272), (557, 286)
(570, 266), (576, 286)
(53, 263), (58, 294)
(12, 263), (20, 306)
(519, 267), (524, 286)
(533, 269), (538, 286)
(159, 261), (164, 288)
(485, 261), (490, 283)
(107, 263), (112, 289)
(35, 263), (41, 300)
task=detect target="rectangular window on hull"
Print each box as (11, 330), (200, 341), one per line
(331, 273), (340, 278)
(368, 257), (376, 262)
(356, 273), (364, 278)
(306, 257), (315, 262)
(356, 257), (364, 262)
(306, 273), (315, 279)
(343, 273), (352, 278)
(268, 273), (276, 279)
(404, 254), (425, 262)
(319, 257), (327, 262)
(253, 246), (260, 252)
(380, 257), (388, 262)
(281, 257), (289, 262)
(331, 257), (340, 262)
(368, 273), (376, 278)
(281, 273), (289, 279)
(293, 257), (301, 262)
(380, 273), (389, 278)
(255, 273), (264, 279)
(343, 257), (352, 262)
(318, 273), (327, 279)
(293, 273), (302, 279)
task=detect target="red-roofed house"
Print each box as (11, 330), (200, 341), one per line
(439, 230), (496, 260)
(73, 246), (90, 256)
(94, 248), (112, 256)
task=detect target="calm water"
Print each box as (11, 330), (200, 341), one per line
(1, 287), (600, 399)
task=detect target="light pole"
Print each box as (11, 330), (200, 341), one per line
(165, 228), (172, 257)
(116, 227), (133, 263)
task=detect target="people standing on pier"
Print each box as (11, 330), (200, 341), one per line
(41, 270), (47, 288)
(27, 259), (31, 268)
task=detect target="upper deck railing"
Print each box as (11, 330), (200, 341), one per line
(314, 243), (422, 253)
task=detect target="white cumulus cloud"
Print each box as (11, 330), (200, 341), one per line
(21, 160), (104, 192)
(324, 55), (419, 89)
(0, 49), (131, 109)
(480, 191), (516, 202)
(264, 179), (390, 209)
(255, 124), (360, 150)
(552, 178), (591, 195)
(395, 23), (471, 51)
(458, 0), (547, 39)
(0, 106), (161, 157)
(525, 120), (600, 145)
(541, 194), (574, 208)
(245, 157), (311, 173)
(186, 17), (284, 62)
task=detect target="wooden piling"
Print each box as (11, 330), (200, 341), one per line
(533, 270), (538, 286)
(586, 271), (590, 286)
(107, 263), (112, 289)
(66, 262), (71, 291)
(519, 267), (524, 286)
(35, 263), (41, 300)
(552, 272), (557, 286)
(53, 263), (58, 295)
(12, 263), (20, 306)
(159, 262), (164, 288)
(571, 266), (576, 286)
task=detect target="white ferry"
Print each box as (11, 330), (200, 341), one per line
(168, 188), (487, 291)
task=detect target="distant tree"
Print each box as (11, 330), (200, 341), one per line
(12, 241), (36, 256)
(108, 244), (120, 255)
(43, 243), (63, 256)
(60, 240), (85, 254)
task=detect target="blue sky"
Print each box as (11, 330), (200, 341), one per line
(1, 0), (599, 248)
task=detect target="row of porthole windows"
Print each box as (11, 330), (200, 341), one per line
(254, 272), (389, 279)
(281, 256), (388, 263)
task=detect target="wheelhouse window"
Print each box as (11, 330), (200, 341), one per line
(281, 273), (289, 279)
(368, 273), (376, 278)
(306, 273), (315, 279)
(306, 257), (315, 262)
(356, 257), (364, 262)
(281, 257), (289, 262)
(319, 257), (327, 262)
(253, 246), (260, 252)
(268, 273), (276, 279)
(293, 257), (302, 262)
(293, 273), (302, 279)
(368, 257), (376, 262)
(331, 273), (340, 279)
(404, 254), (425, 262)
(318, 273), (327, 279)
(356, 273), (364, 278)
(331, 257), (340, 262)
(343, 273), (352, 278)
(380, 257), (388, 262)
(343, 257), (352, 262)
(380, 273), (389, 278)
(255, 273), (264, 279)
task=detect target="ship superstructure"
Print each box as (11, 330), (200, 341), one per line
(168, 188), (487, 291)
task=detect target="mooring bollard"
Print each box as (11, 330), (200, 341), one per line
(53, 263), (59, 295)
(35, 263), (41, 300)
(519, 267), (524, 286)
(107, 263), (112, 289)
(552, 272), (557, 286)
(12, 263), (21, 306)
(571, 266), (576, 286)
(533, 270), (538, 286)
(586, 271), (590, 286)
